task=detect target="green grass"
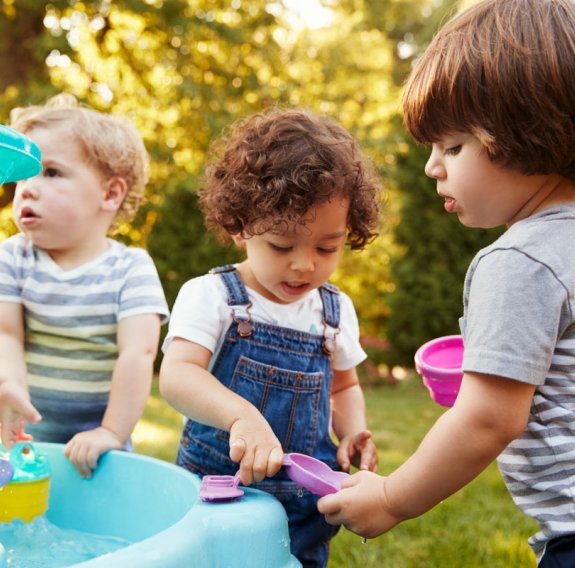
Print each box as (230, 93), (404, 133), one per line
(133, 378), (538, 568)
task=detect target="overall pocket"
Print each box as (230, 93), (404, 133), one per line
(215, 355), (324, 456)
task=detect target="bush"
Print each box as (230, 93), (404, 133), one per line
(385, 138), (502, 366)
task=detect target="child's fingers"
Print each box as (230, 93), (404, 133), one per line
(337, 442), (352, 472)
(229, 437), (247, 463)
(360, 449), (378, 472)
(267, 446), (284, 477)
(0, 383), (42, 424)
(65, 440), (94, 478)
(354, 429), (372, 447)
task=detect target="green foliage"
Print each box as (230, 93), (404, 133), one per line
(384, 138), (503, 366)
(0, 0), (502, 372)
(145, 182), (241, 369)
(146, 182), (241, 312)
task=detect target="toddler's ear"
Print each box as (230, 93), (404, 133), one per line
(231, 233), (247, 248)
(102, 177), (128, 212)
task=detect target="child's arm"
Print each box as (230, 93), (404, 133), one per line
(159, 338), (283, 485)
(64, 313), (161, 477)
(318, 371), (535, 538)
(331, 368), (378, 473)
(0, 302), (41, 447)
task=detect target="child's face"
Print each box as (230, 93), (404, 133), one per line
(424, 133), (551, 228)
(234, 197), (349, 304)
(13, 125), (110, 254)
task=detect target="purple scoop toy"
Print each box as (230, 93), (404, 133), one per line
(282, 453), (348, 496)
(199, 453), (348, 502)
(414, 334), (464, 407)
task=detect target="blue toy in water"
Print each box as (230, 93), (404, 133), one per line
(0, 124), (42, 183)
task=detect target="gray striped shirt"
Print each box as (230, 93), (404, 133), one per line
(460, 203), (575, 559)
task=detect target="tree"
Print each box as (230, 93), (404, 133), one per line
(384, 138), (503, 366)
(381, 0), (503, 366)
(1, 0), (493, 369)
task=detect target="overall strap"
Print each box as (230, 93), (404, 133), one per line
(209, 265), (250, 306)
(209, 265), (253, 337)
(319, 282), (341, 355)
(319, 282), (340, 328)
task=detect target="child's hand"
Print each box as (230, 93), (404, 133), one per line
(0, 381), (41, 449)
(228, 414), (283, 485)
(337, 430), (378, 473)
(64, 426), (124, 478)
(317, 470), (401, 538)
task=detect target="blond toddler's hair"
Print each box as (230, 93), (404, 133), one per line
(10, 93), (149, 227)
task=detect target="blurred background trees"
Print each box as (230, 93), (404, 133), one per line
(0, 0), (500, 371)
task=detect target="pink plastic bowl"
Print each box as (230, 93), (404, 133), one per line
(414, 335), (464, 407)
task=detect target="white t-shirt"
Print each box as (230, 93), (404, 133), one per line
(163, 271), (366, 371)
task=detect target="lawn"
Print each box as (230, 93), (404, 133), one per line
(133, 377), (538, 568)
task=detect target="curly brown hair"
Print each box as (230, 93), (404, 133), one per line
(199, 107), (382, 250)
(10, 94), (149, 230)
(402, 0), (575, 179)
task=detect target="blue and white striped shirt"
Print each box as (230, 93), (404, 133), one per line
(0, 234), (169, 442)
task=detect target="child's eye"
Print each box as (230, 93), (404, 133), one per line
(269, 243), (292, 252)
(44, 167), (60, 178)
(318, 247), (338, 254)
(445, 145), (462, 156)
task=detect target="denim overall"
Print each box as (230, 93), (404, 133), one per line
(176, 265), (341, 567)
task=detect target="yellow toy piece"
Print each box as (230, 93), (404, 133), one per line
(0, 477), (51, 523)
(0, 442), (51, 523)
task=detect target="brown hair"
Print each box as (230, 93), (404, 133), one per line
(10, 94), (149, 227)
(403, 0), (575, 179)
(199, 107), (381, 250)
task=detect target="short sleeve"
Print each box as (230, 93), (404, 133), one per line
(118, 248), (169, 324)
(162, 274), (230, 354)
(0, 235), (26, 303)
(332, 291), (367, 371)
(463, 249), (565, 384)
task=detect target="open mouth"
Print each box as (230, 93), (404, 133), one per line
(19, 206), (39, 223)
(282, 282), (309, 295)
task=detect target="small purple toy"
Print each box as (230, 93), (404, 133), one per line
(199, 470), (244, 502)
(414, 334), (464, 407)
(199, 453), (349, 503)
(0, 458), (14, 488)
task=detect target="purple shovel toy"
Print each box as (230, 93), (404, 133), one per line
(281, 453), (348, 496)
(199, 453), (349, 502)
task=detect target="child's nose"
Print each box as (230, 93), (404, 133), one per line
(16, 178), (40, 199)
(290, 251), (315, 273)
(424, 153), (445, 180)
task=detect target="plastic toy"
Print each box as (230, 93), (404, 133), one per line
(0, 442), (52, 523)
(0, 124), (42, 184)
(282, 453), (348, 496)
(199, 453), (348, 503)
(414, 334), (464, 407)
(199, 470), (244, 502)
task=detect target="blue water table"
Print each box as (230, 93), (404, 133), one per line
(16, 443), (300, 567)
